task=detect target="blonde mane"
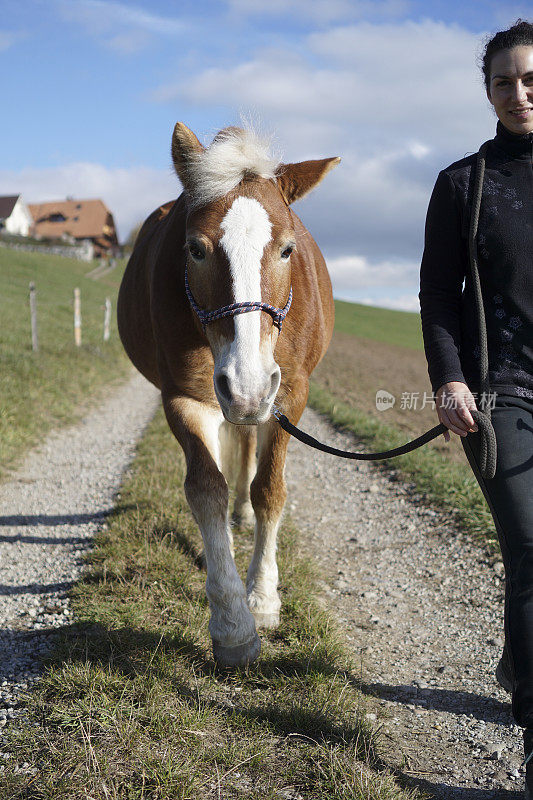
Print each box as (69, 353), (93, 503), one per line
(186, 127), (280, 208)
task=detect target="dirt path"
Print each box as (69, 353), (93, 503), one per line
(286, 406), (523, 799)
(0, 372), (159, 730)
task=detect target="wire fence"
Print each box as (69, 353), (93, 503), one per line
(27, 282), (113, 353)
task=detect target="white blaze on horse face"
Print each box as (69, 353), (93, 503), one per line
(216, 196), (279, 421)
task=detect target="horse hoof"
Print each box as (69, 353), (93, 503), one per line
(212, 633), (261, 668)
(252, 611), (280, 629)
(232, 504), (255, 529)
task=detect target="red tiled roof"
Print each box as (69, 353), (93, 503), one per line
(28, 198), (118, 244)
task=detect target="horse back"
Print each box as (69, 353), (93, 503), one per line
(117, 201), (178, 389)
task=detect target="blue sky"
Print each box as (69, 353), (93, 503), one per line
(1, 0), (531, 309)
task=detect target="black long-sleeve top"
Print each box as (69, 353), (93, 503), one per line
(419, 121), (533, 400)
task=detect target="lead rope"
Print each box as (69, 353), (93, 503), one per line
(468, 141), (497, 478)
(274, 144), (497, 480)
(273, 405), (494, 463)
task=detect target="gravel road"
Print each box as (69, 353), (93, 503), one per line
(0, 372), (159, 731)
(286, 407), (523, 799)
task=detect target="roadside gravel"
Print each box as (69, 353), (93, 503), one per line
(286, 406), (523, 800)
(0, 372), (159, 733)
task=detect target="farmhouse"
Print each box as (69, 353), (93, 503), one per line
(0, 195), (34, 236)
(28, 198), (119, 257)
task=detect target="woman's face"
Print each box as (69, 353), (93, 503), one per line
(487, 45), (533, 135)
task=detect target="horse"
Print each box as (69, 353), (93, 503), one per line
(117, 122), (338, 668)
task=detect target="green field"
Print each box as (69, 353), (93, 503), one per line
(0, 247), (131, 476)
(334, 300), (423, 351)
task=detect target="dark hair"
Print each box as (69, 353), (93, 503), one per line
(482, 19), (533, 90)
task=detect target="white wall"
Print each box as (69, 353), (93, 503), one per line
(5, 197), (33, 236)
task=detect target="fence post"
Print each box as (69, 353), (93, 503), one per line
(74, 287), (82, 347)
(103, 297), (111, 342)
(29, 281), (38, 352)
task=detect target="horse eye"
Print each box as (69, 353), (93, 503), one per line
(281, 246), (293, 260)
(188, 241), (205, 261)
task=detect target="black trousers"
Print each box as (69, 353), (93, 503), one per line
(462, 394), (533, 729)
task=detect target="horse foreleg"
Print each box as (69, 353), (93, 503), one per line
(247, 380), (308, 628)
(247, 418), (292, 628)
(233, 427), (257, 528)
(163, 393), (260, 667)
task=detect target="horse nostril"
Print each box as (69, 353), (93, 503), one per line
(215, 373), (232, 404)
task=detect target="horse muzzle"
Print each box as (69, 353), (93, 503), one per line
(214, 365), (281, 425)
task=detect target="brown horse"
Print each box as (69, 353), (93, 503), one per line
(118, 123), (338, 667)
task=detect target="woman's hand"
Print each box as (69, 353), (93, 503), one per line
(435, 381), (478, 442)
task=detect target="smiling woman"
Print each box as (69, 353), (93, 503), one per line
(419, 18), (533, 799)
(487, 48), (533, 132)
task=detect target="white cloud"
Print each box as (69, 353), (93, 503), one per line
(326, 254), (418, 290)
(226, 0), (410, 23)
(327, 256), (419, 309)
(9, 16), (497, 308)
(289, 141), (433, 267)
(305, 19), (495, 151)
(152, 19), (494, 158)
(0, 162), (180, 242)
(358, 293), (420, 312)
(325, 252), (420, 310)
(407, 141), (431, 160)
(147, 17), (496, 308)
(55, 0), (185, 51)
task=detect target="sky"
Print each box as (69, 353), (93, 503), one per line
(1, 0), (531, 310)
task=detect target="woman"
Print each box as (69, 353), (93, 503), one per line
(419, 19), (533, 797)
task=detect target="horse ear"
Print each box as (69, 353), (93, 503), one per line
(171, 122), (204, 191)
(276, 157), (340, 205)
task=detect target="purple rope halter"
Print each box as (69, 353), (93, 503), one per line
(184, 267), (292, 332)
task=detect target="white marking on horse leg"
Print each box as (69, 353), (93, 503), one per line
(217, 422), (255, 529)
(218, 420), (236, 482)
(246, 424), (284, 628)
(246, 512), (282, 628)
(234, 427), (256, 527)
(218, 421), (238, 555)
(177, 399), (258, 656)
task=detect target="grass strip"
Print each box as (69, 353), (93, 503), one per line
(308, 382), (495, 546)
(333, 301), (423, 352)
(0, 410), (420, 800)
(0, 248), (130, 477)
